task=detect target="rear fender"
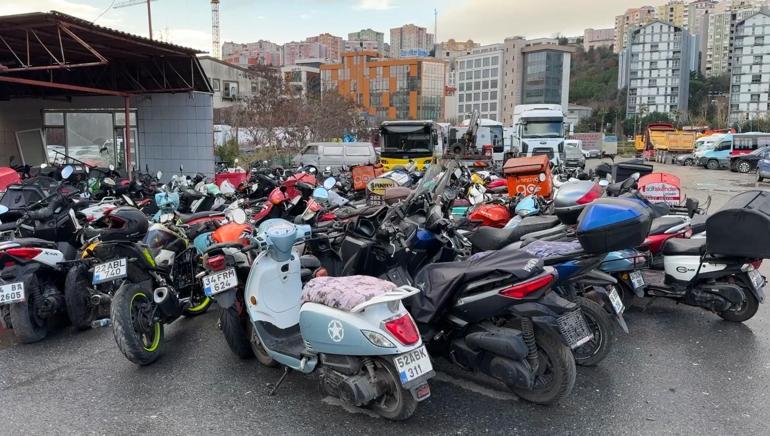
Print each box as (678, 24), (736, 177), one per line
(739, 272), (766, 303)
(0, 261), (41, 281)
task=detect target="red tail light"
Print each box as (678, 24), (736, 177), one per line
(499, 273), (555, 299)
(384, 313), (420, 345)
(752, 260), (763, 269)
(206, 254), (226, 271)
(577, 183), (603, 205)
(5, 247), (42, 260)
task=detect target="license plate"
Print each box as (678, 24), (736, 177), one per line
(202, 268), (238, 296)
(749, 269), (765, 290)
(394, 345), (433, 385)
(557, 309), (594, 349)
(0, 282), (25, 305)
(608, 287), (625, 314)
(629, 271), (645, 290)
(93, 258), (127, 284)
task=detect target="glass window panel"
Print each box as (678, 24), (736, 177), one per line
(44, 112), (64, 126)
(65, 112), (114, 167)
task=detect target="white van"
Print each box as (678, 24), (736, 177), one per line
(294, 142), (377, 170)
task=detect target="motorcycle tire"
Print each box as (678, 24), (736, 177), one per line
(219, 306), (254, 359)
(182, 295), (212, 318)
(111, 282), (164, 365)
(573, 297), (614, 367)
(64, 264), (96, 331)
(367, 358), (418, 421)
(718, 289), (759, 323)
(247, 321), (278, 367)
(9, 274), (48, 344)
(511, 329), (576, 405)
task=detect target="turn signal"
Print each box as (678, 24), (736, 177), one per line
(384, 313), (420, 345)
(6, 247), (42, 260)
(499, 274), (555, 299)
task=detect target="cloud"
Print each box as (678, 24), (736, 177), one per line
(159, 28), (212, 52)
(0, 0), (123, 27)
(353, 0), (396, 10)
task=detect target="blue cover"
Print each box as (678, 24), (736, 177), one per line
(577, 200), (643, 232)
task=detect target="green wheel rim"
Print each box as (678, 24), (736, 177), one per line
(130, 292), (161, 352)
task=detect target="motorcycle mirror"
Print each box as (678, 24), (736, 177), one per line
(109, 164), (115, 171)
(599, 179), (610, 187)
(61, 165), (74, 180)
(226, 208), (247, 224)
(157, 171), (163, 180)
(312, 187), (329, 203)
(323, 177), (336, 190)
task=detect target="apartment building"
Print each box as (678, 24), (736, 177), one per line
(688, 0), (719, 73)
(500, 37), (574, 125)
(282, 41), (329, 66)
(455, 44), (504, 121)
(657, 1), (688, 27)
(615, 6), (657, 53)
(583, 28), (616, 51)
(320, 51), (445, 121)
(390, 24), (435, 58)
(705, 1), (767, 77)
(729, 11), (770, 123)
(306, 33), (344, 63)
(221, 40), (282, 67)
(619, 21), (691, 117)
(347, 28), (385, 56)
(280, 65), (321, 99)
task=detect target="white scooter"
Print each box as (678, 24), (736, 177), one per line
(203, 212), (434, 420)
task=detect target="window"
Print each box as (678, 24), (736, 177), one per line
(473, 70), (481, 79)
(466, 60), (473, 69)
(322, 145), (344, 156)
(490, 90), (498, 100)
(651, 43), (659, 51)
(303, 145), (318, 155)
(482, 80), (489, 89)
(346, 146), (372, 156)
(222, 81), (238, 99)
(482, 103), (489, 111)
(474, 92), (480, 101)
(491, 57), (499, 65)
(459, 83), (465, 91)
(251, 81), (258, 93)
(757, 36), (765, 46)
(211, 78), (221, 91)
(751, 94), (761, 102)
(459, 94), (464, 103)
(752, 74), (762, 84)
(490, 102), (497, 111)
(482, 91), (489, 100)
(648, 96), (656, 104)
(483, 57), (490, 67)
(490, 67), (498, 76)
(755, 55), (763, 64)
(649, 78), (657, 86)
(474, 59), (481, 68)
(459, 72), (465, 81)
(482, 69), (490, 78)
(490, 79), (498, 89)
(474, 81), (480, 90)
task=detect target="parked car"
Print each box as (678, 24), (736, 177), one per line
(675, 153), (696, 166)
(564, 145), (586, 169)
(294, 142), (377, 171)
(730, 147), (770, 173)
(758, 157), (770, 182)
(698, 137), (732, 170)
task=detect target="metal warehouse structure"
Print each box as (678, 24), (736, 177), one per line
(0, 11), (215, 177)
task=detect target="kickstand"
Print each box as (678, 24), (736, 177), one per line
(268, 367), (290, 396)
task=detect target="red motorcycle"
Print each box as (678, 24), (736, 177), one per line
(252, 171), (318, 224)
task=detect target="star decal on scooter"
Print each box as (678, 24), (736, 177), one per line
(328, 320), (344, 342)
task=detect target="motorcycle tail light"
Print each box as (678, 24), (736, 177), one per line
(577, 183), (603, 205)
(206, 254), (226, 271)
(384, 313), (420, 345)
(5, 247), (42, 260)
(499, 273), (555, 299)
(269, 190), (285, 205)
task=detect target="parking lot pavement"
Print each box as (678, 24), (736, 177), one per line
(1, 161), (770, 435)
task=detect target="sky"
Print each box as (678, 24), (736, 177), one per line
(0, 0), (679, 53)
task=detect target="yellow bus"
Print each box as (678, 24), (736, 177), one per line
(378, 121), (442, 170)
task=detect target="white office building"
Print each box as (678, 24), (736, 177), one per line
(619, 21), (692, 118)
(729, 11), (770, 123)
(455, 44), (504, 121)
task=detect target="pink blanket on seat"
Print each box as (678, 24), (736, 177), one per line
(301, 275), (397, 311)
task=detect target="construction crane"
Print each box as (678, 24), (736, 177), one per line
(211, 0), (220, 59)
(114, 0), (158, 40)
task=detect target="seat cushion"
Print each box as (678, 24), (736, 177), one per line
(662, 238), (706, 256)
(301, 275), (397, 311)
(649, 216), (687, 235)
(177, 211), (224, 223)
(468, 215), (560, 252)
(13, 238), (57, 249)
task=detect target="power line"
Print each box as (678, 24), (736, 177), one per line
(93, 0), (118, 24)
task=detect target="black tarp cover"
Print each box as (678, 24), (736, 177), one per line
(706, 190), (770, 259)
(408, 245), (544, 324)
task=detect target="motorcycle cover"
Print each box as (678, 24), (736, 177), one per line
(408, 245), (544, 324)
(706, 190), (770, 259)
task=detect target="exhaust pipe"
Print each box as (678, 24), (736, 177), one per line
(90, 293), (112, 306)
(153, 286), (182, 321)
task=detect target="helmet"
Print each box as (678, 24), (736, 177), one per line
(88, 207), (149, 242)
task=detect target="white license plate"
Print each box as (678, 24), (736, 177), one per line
(608, 287), (625, 314)
(93, 258), (127, 284)
(629, 271), (645, 290)
(749, 269), (765, 290)
(394, 345), (433, 385)
(0, 282), (25, 305)
(202, 268), (238, 296)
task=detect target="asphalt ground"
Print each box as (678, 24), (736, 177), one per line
(1, 161), (769, 435)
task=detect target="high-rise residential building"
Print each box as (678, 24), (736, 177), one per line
(282, 41), (329, 66)
(618, 21), (691, 118)
(390, 24), (435, 58)
(455, 44), (504, 121)
(583, 28), (616, 51)
(614, 6), (657, 53)
(221, 40), (282, 67)
(729, 11), (770, 123)
(500, 37), (574, 125)
(434, 39), (480, 118)
(280, 65), (321, 99)
(348, 28), (385, 55)
(305, 33), (344, 63)
(320, 51), (446, 121)
(688, 0), (719, 73)
(705, 0), (768, 77)
(657, 1), (688, 27)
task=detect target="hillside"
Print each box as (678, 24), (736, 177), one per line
(569, 46), (623, 133)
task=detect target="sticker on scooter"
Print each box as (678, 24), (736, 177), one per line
(328, 319), (344, 342)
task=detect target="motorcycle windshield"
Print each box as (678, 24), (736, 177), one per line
(143, 225), (179, 257)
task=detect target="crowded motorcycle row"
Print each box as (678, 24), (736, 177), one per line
(0, 151), (768, 421)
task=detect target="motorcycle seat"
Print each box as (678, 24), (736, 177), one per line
(649, 216), (687, 235)
(467, 215), (560, 252)
(662, 238), (706, 256)
(13, 238), (57, 249)
(690, 214), (708, 235)
(177, 211), (224, 223)
(301, 275), (398, 312)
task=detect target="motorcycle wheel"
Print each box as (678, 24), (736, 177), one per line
(182, 294), (211, 318)
(718, 289), (759, 322)
(511, 329), (576, 405)
(248, 321), (278, 367)
(9, 275), (48, 344)
(219, 306), (254, 359)
(64, 264), (96, 330)
(111, 283), (164, 365)
(573, 297), (614, 367)
(367, 359), (418, 421)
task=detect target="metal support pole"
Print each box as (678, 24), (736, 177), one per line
(147, 0), (153, 40)
(124, 96), (132, 179)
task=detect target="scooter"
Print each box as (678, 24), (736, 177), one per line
(203, 217), (434, 420)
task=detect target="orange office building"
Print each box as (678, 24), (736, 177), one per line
(320, 51), (445, 121)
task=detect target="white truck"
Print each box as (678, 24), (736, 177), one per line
(512, 104), (567, 163)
